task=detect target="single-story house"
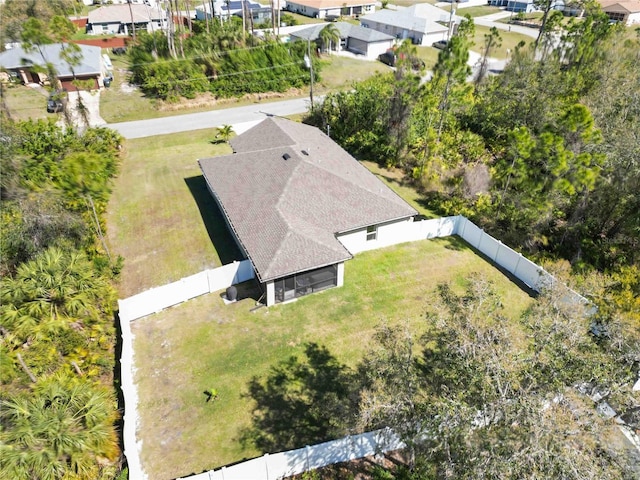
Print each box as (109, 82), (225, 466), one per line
(599, 0), (640, 25)
(87, 4), (167, 35)
(196, 0), (273, 24)
(285, 0), (376, 19)
(0, 43), (105, 91)
(289, 21), (395, 59)
(487, 0), (538, 13)
(360, 4), (454, 46)
(198, 118), (418, 306)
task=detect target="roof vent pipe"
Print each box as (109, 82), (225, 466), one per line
(301, 150), (309, 156)
(283, 153), (291, 160)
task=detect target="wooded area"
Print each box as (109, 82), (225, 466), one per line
(0, 119), (125, 479)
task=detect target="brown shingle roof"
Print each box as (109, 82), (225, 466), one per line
(199, 118), (417, 282)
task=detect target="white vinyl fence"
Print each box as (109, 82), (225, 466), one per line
(182, 428), (403, 480)
(118, 260), (254, 323)
(118, 260), (255, 480)
(118, 216), (591, 480)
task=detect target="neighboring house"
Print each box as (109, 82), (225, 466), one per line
(599, 0), (640, 24)
(195, 0), (273, 24)
(86, 4), (167, 35)
(0, 43), (105, 90)
(289, 21), (395, 59)
(285, 0), (376, 19)
(83, 0), (158, 4)
(198, 118), (418, 306)
(360, 4), (455, 46)
(487, 0), (534, 12)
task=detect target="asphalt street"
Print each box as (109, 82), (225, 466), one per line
(107, 97), (314, 139)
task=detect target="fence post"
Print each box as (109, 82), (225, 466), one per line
(494, 240), (501, 263)
(305, 445), (311, 472)
(514, 252), (522, 276)
(264, 453), (269, 480)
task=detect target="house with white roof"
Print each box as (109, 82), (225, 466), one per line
(360, 4), (455, 46)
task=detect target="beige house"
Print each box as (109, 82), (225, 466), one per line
(284, 0), (376, 19)
(599, 0), (640, 25)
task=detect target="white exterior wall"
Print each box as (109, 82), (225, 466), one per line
(337, 262), (345, 287)
(628, 11), (640, 25)
(265, 280), (276, 306)
(347, 38), (393, 58)
(338, 217), (414, 254)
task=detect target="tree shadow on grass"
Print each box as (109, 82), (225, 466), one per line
(184, 175), (244, 265)
(240, 343), (359, 453)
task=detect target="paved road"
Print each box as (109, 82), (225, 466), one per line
(474, 11), (540, 38)
(108, 97), (314, 139)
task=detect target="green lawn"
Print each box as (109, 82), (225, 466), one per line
(132, 238), (534, 480)
(2, 83), (50, 122)
(457, 5), (503, 17)
(471, 25), (533, 59)
(105, 130), (239, 297)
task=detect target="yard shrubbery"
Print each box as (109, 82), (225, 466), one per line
(128, 19), (318, 101)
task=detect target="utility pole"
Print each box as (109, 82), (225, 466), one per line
(305, 38), (314, 106)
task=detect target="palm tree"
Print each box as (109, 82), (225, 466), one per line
(216, 124), (234, 143)
(319, 24), (341, 54)
(0, 247), (112, 345)
(0, 374), (119, 480)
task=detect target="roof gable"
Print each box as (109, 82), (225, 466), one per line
(199, 118), (417, 282)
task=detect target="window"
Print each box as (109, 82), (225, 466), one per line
(366, 225), (377, 241)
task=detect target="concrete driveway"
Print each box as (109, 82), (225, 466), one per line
(61, 90), (107, 130)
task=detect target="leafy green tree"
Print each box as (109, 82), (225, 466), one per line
(0, 0), (79, 45)
(473, 26), (501, 91)
(0, 374), (119, 480)
(386, 40), (423, 167)
(358, 279), (636, 479)
(307, 73), (394, 161)
(432, 17), (474, 142)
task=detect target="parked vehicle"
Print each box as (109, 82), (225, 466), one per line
(112, 47), (127, 55)
(432, 40), (448, 50)
(47, 90), (67, 113)
(378, 49), (426, 70)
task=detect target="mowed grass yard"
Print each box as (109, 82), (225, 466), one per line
(132, 238), (534, 480)
(105, 130), (241, 297)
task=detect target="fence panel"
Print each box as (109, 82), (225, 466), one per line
(494, 243), (522, 275)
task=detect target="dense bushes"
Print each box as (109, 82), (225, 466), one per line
(128, 22), (317, 101)
(0, 117), (124, 479)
